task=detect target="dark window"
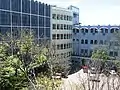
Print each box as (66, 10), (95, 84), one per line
(57, 34), (60, 39)
(22, 0), (30, 13)
(105, 29), (108, 33)
(31, 16), (38, 26)
(91, 28), (94, 33)
(61, 34), (63, 39)
(57, 14), (60, 20)
(81, 49), (84, 53)
(64, 44), (66, 49)
(73, 39), (75, 41)
(52, 14), (56, 19)
(45, 18), (50, 27)
(61, 24), (63, 30)
(85, 39), (88, 44)
(76, 39), (79, 41)
(39, 28), (44, 38)
(57, 24), (60, 30)
(109, 51), (113, 56)
(64, 15), (67, 20)
(94, 40), (98, 44)
(81, 28), (84, 33)
(0, 0), (10, 10)
(60, 15), (63, 20)
(0, 11), (10, 25)
(31, 0), (38, 14)
(64, 24), (67, 30)
(39, 16), (44, 27)
(57, 45), (60, 50)
(22, 14), (30, 26)
(64, 34), (67, 39)
(100, 28), (104, 33)
(46, 28), (50, 38)
(85, 29), (88, 33)
(67, 25), (69, 30)
(67, 15), (69, 21)
(90, 40), (93, 44)
(11, 0), (21, 12)
(76, 29), (79, 33)
(67, 34), (69, 39)
(52, 34), (56, 39)
(114, 52), (118, 56)
(12, 13), (21, 26)
(61, 44), (63, 49)
(53, 24), (56, 29)
(95, 28), (98, 33)
(81, 39), (84, 44)
(111, 29), (114, 33)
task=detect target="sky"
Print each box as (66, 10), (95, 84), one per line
(38, 0), (120, 25)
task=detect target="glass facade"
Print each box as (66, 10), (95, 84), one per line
(0, 0), (51, 39)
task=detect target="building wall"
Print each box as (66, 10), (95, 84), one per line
(0, 0), (51, 40)
(51, 6), (73, 67)
(73, 25), (120, 59)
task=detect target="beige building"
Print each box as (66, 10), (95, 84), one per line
(51, 6), (73, 68)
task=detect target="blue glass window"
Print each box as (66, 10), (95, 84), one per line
(31, 16), (38, 26)
(12, 13), (21, 26)
(39, 3), (44, 15)
(46, 28), (50, 38)
(39, 16), (44, 27)
(39, 28), (44, 38)
(0, 11), (11, 25)
(22, 0), (30, 13)
(31, 28), (38, 38)
(22, 14), (30, 26)
(31, 0), (38, 14)
(0, 27), (11, 35)
(45, 18), (50, 27)
(11, 0), (21, 12)
(0, 0), (10, 10)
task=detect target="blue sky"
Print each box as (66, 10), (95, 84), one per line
(38, 0), (120, 25)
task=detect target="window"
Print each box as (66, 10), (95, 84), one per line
(109, 51), (113, 56)
(73, 39), (75, 41)
(61, 15), (63, 20)
(94, 40), (98, 44)
(52, 34), (56, 39)
(57, 45), (60, 50)
(90, 40), (93, 44)
(67, 15), (69, 21)
(64, 24), (67, 30)
(61, 44), (63, 49)
(67, 34), (69, 39)
(64, 34), (67, 39)
(85, 39), (88, 44)
(64, 44), (66, 49)
(91, 28), (94, 33)
(85, 29), (88, 33)
(81, 39), (84, 44)
(76, 29), (79, 33)
(57, 14), (60, 20)
(95, 28), (98, 33)
(114, 52), (118, 56)
(57, 24), (60, 30)
(111, 29), (114, 33)
(81, 28), (84, 33)
(61, 24), (63, 30)
(100, 28), (104, 33)
(64, 15), (67, 20)
(67, 25), (69, 30)
(61, 34), (63, 39)
(81, 49), (84, 53)
(99, 40), (103, 45)
(57, 34), (60, 39)
(53, 24), (56, 29)
(105, 29), (108, 33)
(76, 39), (79, 41)
(52, 14), (56, 19)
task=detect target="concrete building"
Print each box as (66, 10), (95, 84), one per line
(73, 25), (120, 61)
(51, 6), (73, 67)
(0, 0), (51, 41)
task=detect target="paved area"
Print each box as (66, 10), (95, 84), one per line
(61, 69), (120, 90)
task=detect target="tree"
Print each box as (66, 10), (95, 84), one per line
(0, 29), (49, 90)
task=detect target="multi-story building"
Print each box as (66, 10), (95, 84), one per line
(0, 0), (51, 41)
(73, 25), (120, 62)
(51, 6), (73, 67)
